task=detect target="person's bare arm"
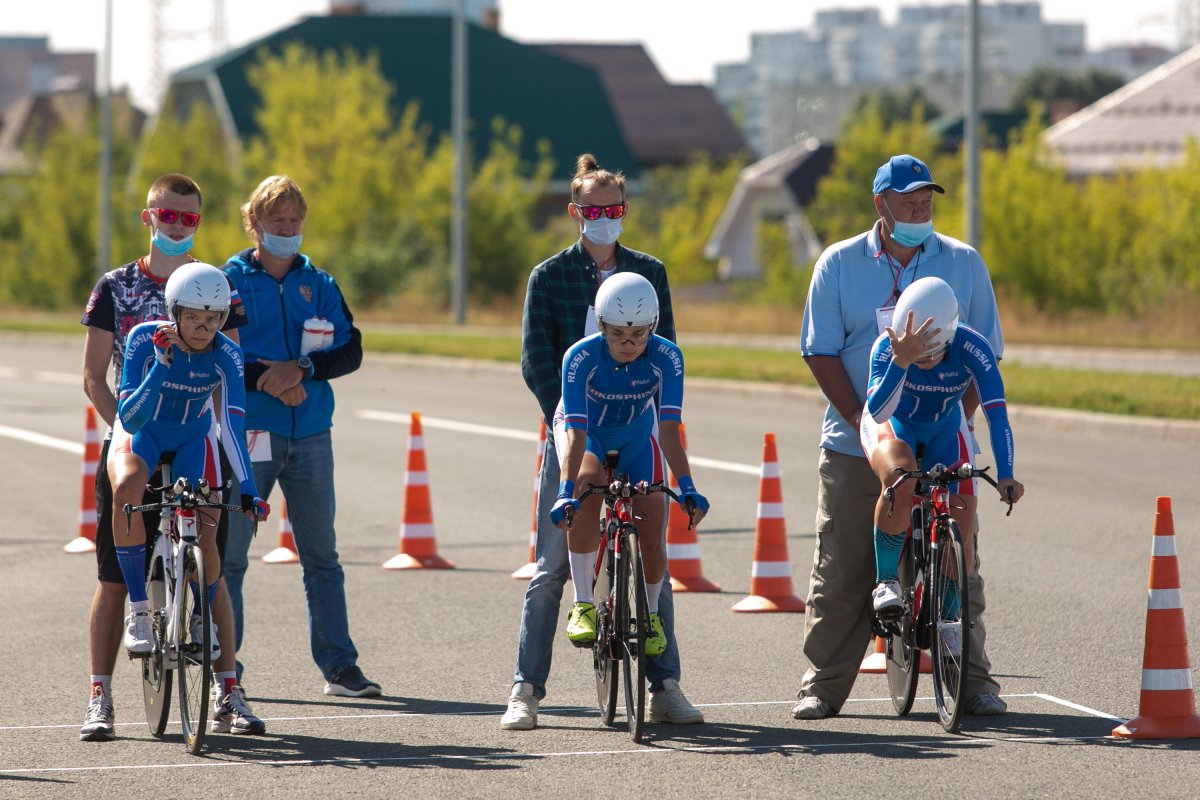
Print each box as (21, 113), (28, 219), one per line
(804, 355), (862, 431)
(82, 327), (117, 427)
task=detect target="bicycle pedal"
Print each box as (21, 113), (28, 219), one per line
(874, 607), (904, 623)
(570, 638), (596, 649)
(126, 650), (152, 660)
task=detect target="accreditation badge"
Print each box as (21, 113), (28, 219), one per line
(875, 305), (896, 335)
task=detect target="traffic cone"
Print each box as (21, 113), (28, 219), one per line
(64, 406), (99, 554)
(261, 501), (300, 564)
(512, 419), (545, 580)
(667, 424), (719, 592)
(732, 433), (804, 612)
(1112, 497), (1200, 739)
(860, 636), (932, 674)
(383, 412), (454, 570)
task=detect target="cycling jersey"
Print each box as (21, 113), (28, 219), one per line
(865, 323), (1013, 479)
(82, 258), (244, 409)
(556, 333), (683, 483)
(117, 322), (257, 497)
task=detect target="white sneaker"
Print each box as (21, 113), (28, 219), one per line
(211, 685), (266, 735)
(872, 580), (903, 616)
(649, 678), (704, 724)
(791, 694), (835, 720)
(938, 620), (962, 658)
(189, 615), (221, 661)
(500, 682), (539, 730)
(124, 610), (153, 656)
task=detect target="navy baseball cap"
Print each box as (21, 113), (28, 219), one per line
(873, 154), (945, 195)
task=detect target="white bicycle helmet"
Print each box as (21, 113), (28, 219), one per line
(594, 272), (659, 330)
(892, 276), (959, 357)
(165, 262), (231, 328)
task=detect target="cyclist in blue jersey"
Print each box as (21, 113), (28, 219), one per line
(109, 263), (269, 662)
(860, 277), (1024, 632)
(547, 273), (709, 657)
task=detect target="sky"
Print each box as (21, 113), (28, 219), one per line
(1, 0), (1185, 112)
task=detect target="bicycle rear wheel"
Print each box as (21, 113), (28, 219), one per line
(930, 518), (971, 733)
(592, 540), (618, 727)
(886, 535), (921, 716)
(142, 552), (171, 737)
(618, 529), (648, 743)
(175, 542), (211, 754)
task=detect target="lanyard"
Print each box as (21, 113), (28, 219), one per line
(880, 247), (921, 306)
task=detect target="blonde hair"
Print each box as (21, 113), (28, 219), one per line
(241, 175), (308, 237)
(570, 153), (625, 203)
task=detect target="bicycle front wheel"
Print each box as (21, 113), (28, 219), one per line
(618, 529), (648, 743)
(142, 553), (171, 737)
(886, 534), (921, 716)
(175, 542), (211, 754)
(930, 518), (971, 733)
(592, 541), (618, 726)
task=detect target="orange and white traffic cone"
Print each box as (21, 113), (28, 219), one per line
(262, 501), (300, 564)
(1113, 497), (1200, 739)
(667, 424), (718, 593)
(383, 412), (454, 570)
(512, 419), (545, 580)
(732, 433), (804, 612)
(859, 636), (932, 674)
(64, 406), (99, 554)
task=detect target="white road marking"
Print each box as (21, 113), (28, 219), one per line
(35, 370), (80, 385)
(358, 409), (760, 475)
(0, 424), (83, 455)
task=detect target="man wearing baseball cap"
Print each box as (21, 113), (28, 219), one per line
(793, 154), (1009, 719)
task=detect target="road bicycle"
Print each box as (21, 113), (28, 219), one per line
(123, 459), (244, 754)
(874, 461), (1014, 733)
(567, 451), (693, 743)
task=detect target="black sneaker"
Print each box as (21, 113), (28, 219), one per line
(80, 688), (115, 741)
(323, 665), (382, 697)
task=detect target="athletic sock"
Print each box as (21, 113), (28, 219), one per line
(568, 550), (597, 605)
(115, 544), (148, 603)
(90, 675), (112, 700)
(873, 528), (905, 583)
(215, 671), (237, 704)
(645, 579), (663, 614)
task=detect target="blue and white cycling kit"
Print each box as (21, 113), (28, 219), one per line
(117, 322), (258, 499)
(861, 324), (1013, 493)
(554, 333), (684, 484)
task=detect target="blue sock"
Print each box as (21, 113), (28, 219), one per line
(874, 528), (905, 582)
(115, 544), (148, 603)
(206, 581), (218, 613)
(941, 579), (961, 620)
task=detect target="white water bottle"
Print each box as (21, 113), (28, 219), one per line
(300, 317), (328, 355)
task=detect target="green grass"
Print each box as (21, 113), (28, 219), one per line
(8, 319), (1199, 420)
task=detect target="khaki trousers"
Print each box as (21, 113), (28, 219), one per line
(797, 448), (1000, 711)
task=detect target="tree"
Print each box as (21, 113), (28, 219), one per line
(1007, 67), (1126, 113)
(847, 86), (944, 131)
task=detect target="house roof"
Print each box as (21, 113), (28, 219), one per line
(0, 88), (146, 174)
(1043, 44), (1200, 175)
(536, 43), (748, 166)
(167, 15), (639, 178)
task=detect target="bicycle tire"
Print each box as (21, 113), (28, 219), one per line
(886, 534), (921, 717)
(592, 538), (618, 726)
(142, 549), (171, 737)
(176, 542), (211, 754)
(619, 529), (648, 743)
(930, 517), (971, 733)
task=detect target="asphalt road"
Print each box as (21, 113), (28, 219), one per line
(3, 332), (1200, 798)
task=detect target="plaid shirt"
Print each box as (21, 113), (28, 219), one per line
(521, 240), (676, 425)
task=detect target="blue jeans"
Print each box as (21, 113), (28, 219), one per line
(224, 429), (359, 681)
(512, 436), (682, 698)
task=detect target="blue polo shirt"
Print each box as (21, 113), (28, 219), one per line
(800, 222), (1003, 457)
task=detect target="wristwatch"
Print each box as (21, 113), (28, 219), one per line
(297, 355), (313, 377)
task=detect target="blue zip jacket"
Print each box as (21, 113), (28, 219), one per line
(223, 248), (363, 440)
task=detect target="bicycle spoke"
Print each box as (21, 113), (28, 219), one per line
(930, 519), (970, 733)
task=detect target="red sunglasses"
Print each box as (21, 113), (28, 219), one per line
(150, 207), (202, 227)
(573, 202), (627, 221)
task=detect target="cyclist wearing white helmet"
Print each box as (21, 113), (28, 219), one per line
(860, 277), (1024, 620)
(549, 271), (709, 660)
(109, 263), (268, 669)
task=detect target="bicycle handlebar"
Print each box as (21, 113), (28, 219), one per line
(563, 479), (697, 529)
(885, 463), (1015, 517)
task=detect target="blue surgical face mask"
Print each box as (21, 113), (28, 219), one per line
(582, 217), (622, 246)
(260, 228), (303, 259)
(884, 200), (933, 248)
(151, 228), (195, 257)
